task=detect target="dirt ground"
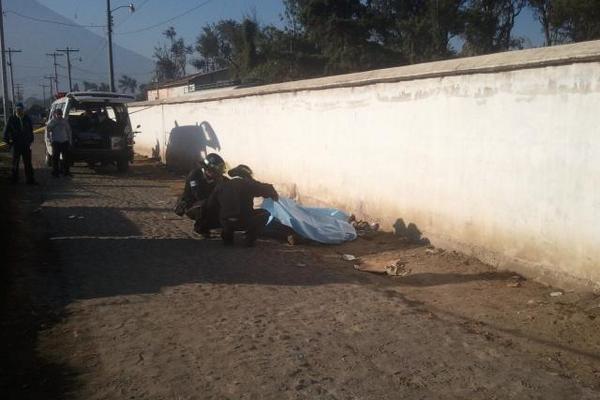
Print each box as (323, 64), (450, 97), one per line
(1, 141), (600, 400)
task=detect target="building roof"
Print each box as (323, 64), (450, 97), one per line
(134, 39), (600, 106)
(154, 69), (230, 89)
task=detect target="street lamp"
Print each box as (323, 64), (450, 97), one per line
(106, 1), (134, 92)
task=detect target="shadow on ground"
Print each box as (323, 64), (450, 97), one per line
(0, 165), (79, 400)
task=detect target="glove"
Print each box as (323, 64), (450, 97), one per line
(174, 199), (187, 216)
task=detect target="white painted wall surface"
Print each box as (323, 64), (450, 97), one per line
(129, 42), (600, 290)
(146, 85), (187, 101)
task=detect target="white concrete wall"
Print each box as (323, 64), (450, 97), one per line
(146, 85), (187, 101)
(129, 41), (600, 290)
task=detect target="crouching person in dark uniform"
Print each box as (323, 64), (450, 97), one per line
(208, 164), (278, 247)
(174, 153), (227, 236)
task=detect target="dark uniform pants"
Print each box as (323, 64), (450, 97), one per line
(221, 209), (270, 246)
(184, 200), (221, 235)
(52, 141), (70, 175)
(11, 144), (34, 183)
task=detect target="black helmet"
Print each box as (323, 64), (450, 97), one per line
(202, 153), (225, 173)
(228, 164), (253, 179)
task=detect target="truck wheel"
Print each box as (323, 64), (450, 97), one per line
(117, 158), (129, 172)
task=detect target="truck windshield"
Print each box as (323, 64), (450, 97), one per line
(68, 102), (129, 127)
(66, 102), (131, 150)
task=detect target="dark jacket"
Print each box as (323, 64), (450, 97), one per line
(208, 177), (278, 220)
(181, 167), (226, 205)
(3, 114), (34, 146)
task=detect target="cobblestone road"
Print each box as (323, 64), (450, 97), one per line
(2, 142), (600, 400)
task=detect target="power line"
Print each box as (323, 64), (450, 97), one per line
(4, 10), (105, 28)
(72, 65), (155, 78)
(4, 48), (22, 105)
(57, 47), (80, 91)
(115, 0), (152, 28)
(46, 52), (64, 93)
(115, 0), (215, 35)
(10, 64), (48, 70)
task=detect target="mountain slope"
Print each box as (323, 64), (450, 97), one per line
(3, 0), (153, 98)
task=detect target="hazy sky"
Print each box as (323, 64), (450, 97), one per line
(37, 0), (287, 59)
(37, 0), (545, 58)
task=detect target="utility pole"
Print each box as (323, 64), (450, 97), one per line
(56, 47), (79, 92)
(5, 48), (21, 106)
(39, 83), (49, 109)
(0, 0), (9, 122)
(106, 0), (114, 92)
(46, 52), (64, 93)
(14, 83), (23, 103)
(106, 1), (135, 92)
(44, 75), (55, 98)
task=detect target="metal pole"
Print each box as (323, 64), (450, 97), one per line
(57, 47), (79, 92)
(53, 54), (58, 92)
(66, 47), (72, 91)
(39, 84), (48, 109)
(7, 48), (14, 105)
(14, 83), (22, 103)
(0, 0), (9, 122)
(46, 52), (64, 93)
(44, 75), (54, 98)
(106, 0), (115, 92)
(3, 49), (20, 109)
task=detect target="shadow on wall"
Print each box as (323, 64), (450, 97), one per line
(394, 218), (431, 245)
(151, 139), (161, 160)
(165, 121), (221, 172)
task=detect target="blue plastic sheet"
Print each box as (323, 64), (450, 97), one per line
(261, 197), (357, 244)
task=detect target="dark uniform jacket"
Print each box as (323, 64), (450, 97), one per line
(175, 167), (228, 215)
(208, 177), (278, 220)
(3, 114), (34, 147)
(182, 168), (218, 203)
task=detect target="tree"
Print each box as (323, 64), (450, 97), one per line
(153, 27), (192, 81)
(461, 0), (526, 56)
(287, 0), (386, 74)
(367, 0), (466, 63)
(193, 20), (244, 74)
(98, 83), (110, 91)
(82, 81), (98, 91)
(528, 1), (557, 45)
(27, 103), (45, 116)
(136, 83), (149, 101)
(543, 0), (600, 43)
(73, 82), (80, 92)
(118, 75), (138, 93)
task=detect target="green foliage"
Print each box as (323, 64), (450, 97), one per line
(118, 75), (138, 93)
(461, 0), (527, 56)
(527, 1), (600, 45)
(367, 0), (466, 63)
(163, 0), (600, 86)
(153, 27), (192, 81)
(82, 81), (98, 91)
(136, 83), (149, 101)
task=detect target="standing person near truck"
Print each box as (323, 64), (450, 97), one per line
(174, 153), (228, 237)
(46, 108), (73, 177)
(3, 103), (36, 184)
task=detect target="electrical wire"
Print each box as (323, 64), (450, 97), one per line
(114, 0), (152, 28)
(4, 10), (105, 28)
(115, 0), (215, 35)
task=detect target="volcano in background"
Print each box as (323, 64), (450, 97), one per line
(3, 0), (153, 100)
